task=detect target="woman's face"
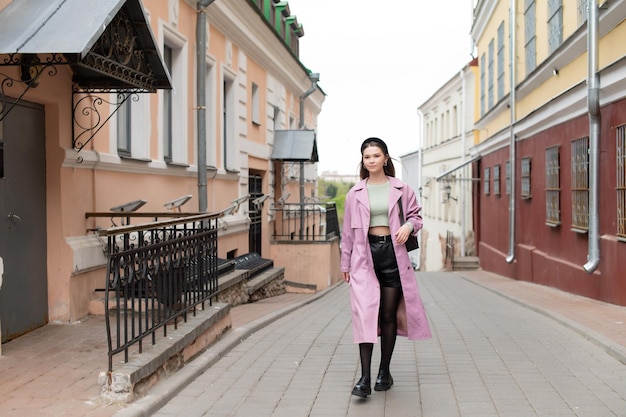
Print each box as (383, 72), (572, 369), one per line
(362, 145), (388, 175)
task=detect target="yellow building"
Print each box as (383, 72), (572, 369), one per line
(0, 0), (326, 344)
(471, 0), (626, 305)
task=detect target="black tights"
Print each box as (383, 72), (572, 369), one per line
(359, 286), (403, 379)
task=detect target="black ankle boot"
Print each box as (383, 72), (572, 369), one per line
(374, 370), (393, 391)
(352, 376), (371, 398)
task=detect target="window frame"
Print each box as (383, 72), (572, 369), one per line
(484, 167), (491, 196)
(524, 0), (537, 75)
(545, 146), (561, 226)
(497, 21), (505, 101)
(494, 164), (501, 197)
(521, 157), (532, 199)
(571, 137), (590, 232)
(617, 125), (626, 240)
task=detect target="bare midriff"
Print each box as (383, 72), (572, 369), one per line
(369, 226), (391, 236)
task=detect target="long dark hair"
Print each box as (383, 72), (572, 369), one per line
(359, 137), (396, 179)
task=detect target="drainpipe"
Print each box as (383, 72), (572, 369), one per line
(584, 2), (600, 273)
(196, 0), (216, 212)
(506, 0), (517, 264)
(459, 67), (467, 257)
(298, 73), (320, 239)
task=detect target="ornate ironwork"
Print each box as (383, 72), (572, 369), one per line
(72, 90), (139, 154)
(78, 8), (157, 92)
(0, 54), (61, 122)
(100, 213), (220, 371)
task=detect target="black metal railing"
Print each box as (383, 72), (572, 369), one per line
(96, 212), (221, 372)
(272, 202), (340, 241)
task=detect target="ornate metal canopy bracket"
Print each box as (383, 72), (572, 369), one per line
(72, 89), (139, 154)
(0, 53), (63, 122)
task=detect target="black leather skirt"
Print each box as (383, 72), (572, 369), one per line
(368, 234), (402, 288)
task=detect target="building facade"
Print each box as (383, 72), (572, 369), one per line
(471, 0), (626, 305)
(0, 0), (325, 344)
(416, 60), (478, 271)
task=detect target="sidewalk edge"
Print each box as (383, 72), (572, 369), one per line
(456, 272), (626, 367)
(112, 282), (342, 417)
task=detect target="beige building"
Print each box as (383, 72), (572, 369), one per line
(0, 0), (329, 346)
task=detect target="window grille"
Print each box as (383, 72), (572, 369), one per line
(505, 160), (511, 195)
(617, 125), (626, 238)
(546, 146), (560, 225)
(521, 157), (531, 199)
(484, 167), (490, 196)
(571, 137), (589, 230)
(494, 165), (501, 197)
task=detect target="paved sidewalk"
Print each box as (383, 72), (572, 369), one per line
(0, 270), (625, 417)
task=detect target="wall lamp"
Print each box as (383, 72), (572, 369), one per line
(444, 185), (458, 203)
(418, 187), (428, 200)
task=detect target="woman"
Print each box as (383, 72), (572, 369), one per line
(341, 137), (431, 398)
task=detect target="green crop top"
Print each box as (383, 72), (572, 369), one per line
(367, 181), (390, 227)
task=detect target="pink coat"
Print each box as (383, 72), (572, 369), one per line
(341, 176), (432, 343)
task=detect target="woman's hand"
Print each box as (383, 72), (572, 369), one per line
(394, 222), (413, 245)
(343, 272), (350, 283)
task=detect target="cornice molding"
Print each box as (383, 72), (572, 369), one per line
(208, 0), (311, 95)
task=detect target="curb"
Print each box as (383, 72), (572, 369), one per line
(112, 282), (343, 417)
(455, 272), (626, 367)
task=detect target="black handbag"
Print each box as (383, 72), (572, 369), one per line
(399, 198), (419, 252)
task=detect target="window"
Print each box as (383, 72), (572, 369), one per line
(163, 45), (173, 162)
(571, 137), (590, 231)
(484, 167), (490, 196)
(617, 125), (626, 239)
(505, 160), (511, 195)
(497, 21), (505, 101)
(578, 0), (588, 26)
(480, 53), (486, 116)
(521, 157), (532, 199)
(546, 146), (561, 225)
(117, 93), (132, 157)
(524, 0), (536, 75)
(488, 39), (494, 109)
(223, 74), (237, 171)
(162, 28), (188, 164)
(494, 165), (501, 197)
(548, 0), (563, 54)
(251, 82), (261, 125)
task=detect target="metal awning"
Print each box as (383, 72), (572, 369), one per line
(435, 155), (481, 181)
(271, 130), (319, 162)
(0, 0), (171, 91)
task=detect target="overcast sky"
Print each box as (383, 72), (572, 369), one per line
(284, 0), (475, 177)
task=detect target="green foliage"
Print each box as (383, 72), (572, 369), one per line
(318, 179), (354, 226)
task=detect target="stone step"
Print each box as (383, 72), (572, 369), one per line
(452, 256), (480, 271)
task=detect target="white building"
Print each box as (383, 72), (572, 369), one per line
(418, 60), (478, 271)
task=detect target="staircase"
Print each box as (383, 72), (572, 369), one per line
(452, 256), (480, 271)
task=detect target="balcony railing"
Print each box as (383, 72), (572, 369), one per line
(95, 212), (221, 372)
(272, 202), (340, 241)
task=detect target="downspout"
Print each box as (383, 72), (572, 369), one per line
(196, 0), (216, 212)
(298, 73), (320, 239)
(584, 2), (600, 273)
(506, 0), (517, 264)
(459, 67), (467, 257)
